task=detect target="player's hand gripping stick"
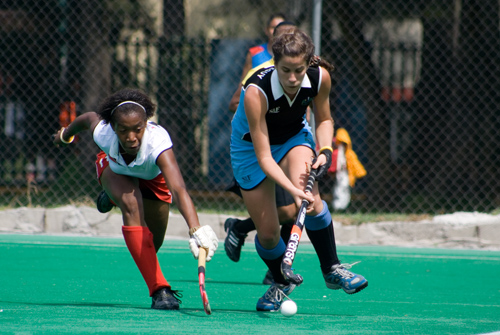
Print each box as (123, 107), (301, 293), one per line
(281, 168), (317, 285)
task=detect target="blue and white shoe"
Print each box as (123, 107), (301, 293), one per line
(324, 262), (368, 294)
(256, 282), (296, 312)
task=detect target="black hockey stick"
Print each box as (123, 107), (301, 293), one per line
(281, 168), (317, 285)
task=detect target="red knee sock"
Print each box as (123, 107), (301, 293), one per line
(122, 226), (170, 296)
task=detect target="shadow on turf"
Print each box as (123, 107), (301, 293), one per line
(2, 300), (355, 317)
(0, 300), (144, 310)
(1, 300), (274, 316)
(174, 279), (267, 286)
(178, 308), (275, 318)
(178, 308), (353, 318)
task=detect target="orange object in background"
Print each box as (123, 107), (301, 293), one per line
(381, 87), (415, 103)
(59, 101), (78, 142)
(59, 101), (76, 127)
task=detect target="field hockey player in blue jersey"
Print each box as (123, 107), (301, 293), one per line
(230, 27), (368, 311)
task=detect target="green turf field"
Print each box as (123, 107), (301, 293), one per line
(1, 234), (499, 334)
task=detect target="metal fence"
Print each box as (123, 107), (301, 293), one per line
(0, 0), (499, 214)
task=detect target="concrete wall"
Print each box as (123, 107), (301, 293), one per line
(1, 206), (499, 250)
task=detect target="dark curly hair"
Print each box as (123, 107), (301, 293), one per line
(97, 88), (156, 124)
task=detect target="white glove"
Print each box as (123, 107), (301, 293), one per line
(189, 225), (219, 262)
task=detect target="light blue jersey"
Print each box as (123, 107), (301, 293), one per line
(230, 66), (321, 190)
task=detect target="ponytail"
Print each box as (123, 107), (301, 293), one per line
(309, 55), (335, 73)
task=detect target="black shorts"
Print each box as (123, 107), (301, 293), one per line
(226, 178), (294, 207)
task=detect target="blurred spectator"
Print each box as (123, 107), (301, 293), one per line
(328, 128), (367, 210)
(228, 13), (288, 112)
(365, 18), (423, 190)
(0, 65), (25, 183)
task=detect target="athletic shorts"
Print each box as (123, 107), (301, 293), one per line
(95, 151), (172, 203)
(230, 127), (315, 190)
(226, 177), (294, 207)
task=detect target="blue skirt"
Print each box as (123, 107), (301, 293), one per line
(230, 127), (315, 190)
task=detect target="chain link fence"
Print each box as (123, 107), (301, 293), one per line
(0, 0), (498, 214)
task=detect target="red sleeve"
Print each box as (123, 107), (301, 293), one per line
(249, 45), (265, 56)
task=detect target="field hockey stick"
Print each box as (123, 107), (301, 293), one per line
(198, 247), (212, 315)
(281, 168), (317, 285)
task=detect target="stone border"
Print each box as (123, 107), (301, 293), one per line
(0, 206), (499, 250)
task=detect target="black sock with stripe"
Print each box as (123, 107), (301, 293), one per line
(304, 201), (340, 274)
(255, 236), (288, 285)
(306, 221), (339, 274)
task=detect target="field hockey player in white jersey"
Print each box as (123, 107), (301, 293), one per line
(53, 88), (218, 310)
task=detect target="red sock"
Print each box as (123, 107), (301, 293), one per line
(122, 226), (170, 296)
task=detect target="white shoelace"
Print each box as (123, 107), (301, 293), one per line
(265, 284), (292, 303)
(334, 261), (361, 279)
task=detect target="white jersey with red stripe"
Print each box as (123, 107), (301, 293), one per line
(93, 120), (173, 180)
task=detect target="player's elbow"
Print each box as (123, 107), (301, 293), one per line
(228, 99), (238, 112)
(317, 116), (334, 126)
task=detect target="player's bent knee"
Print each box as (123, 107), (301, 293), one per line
(118, 193), (142, 214)
(277, 204), (297, 223)
(256, 233), (281, 249)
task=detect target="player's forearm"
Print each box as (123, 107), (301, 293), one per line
(172, 189), (201, 230)
(315, 118), (334, 150)
(259, 156), (296, 195)
(65, 112), (100, 137)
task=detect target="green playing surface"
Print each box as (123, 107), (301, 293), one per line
(1, 234), (499, 334)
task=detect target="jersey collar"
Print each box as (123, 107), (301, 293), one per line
(271, 69), (312, 103)
(108, 135), (127, 166)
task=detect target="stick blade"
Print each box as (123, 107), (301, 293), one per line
(198, 247), (212, 315)
(201, 290), (212, 315)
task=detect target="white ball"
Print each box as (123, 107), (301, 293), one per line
(280, 300), (297, 317)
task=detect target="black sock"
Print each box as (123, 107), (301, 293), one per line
(234, 218), (256, 235)
(235, 219), (294, 238)
(261, 256), (288, 285)
(306, 221), (340, 274)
